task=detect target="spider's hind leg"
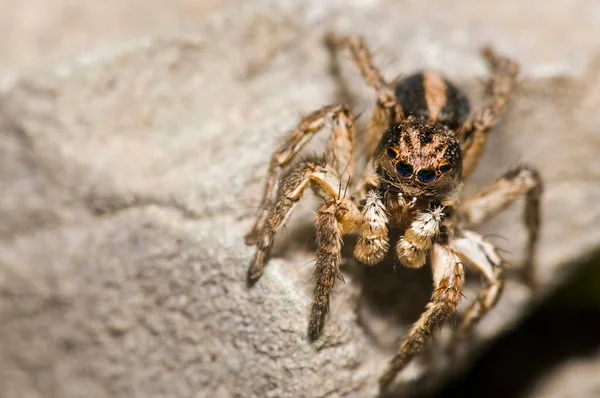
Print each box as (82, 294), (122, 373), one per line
(247, 162), (355, 282)
(458, 47), (519, 179)
(326, 34), (404, 156)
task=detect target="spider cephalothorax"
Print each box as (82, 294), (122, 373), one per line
(376, 118), (461, 202)
(244, 34), (542, 391)
(367, 118), (463, 269)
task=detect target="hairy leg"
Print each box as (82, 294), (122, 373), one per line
(308, 198), (361, 339)
(396, 206), (446, 268)
(458, 47), (519, 178)
(326, 34), (404, 156)
(460, 165), (542, 286)
(354, 190), (389, 265)
(245, 104), (356, 245)
(247, 162), (362, 282)
(448, 230), (504, 351)
(380, 243), (465, 389)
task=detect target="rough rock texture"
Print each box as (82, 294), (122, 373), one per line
(1, 1), (600, 397)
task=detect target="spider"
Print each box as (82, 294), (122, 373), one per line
(244, 34), (542, 390)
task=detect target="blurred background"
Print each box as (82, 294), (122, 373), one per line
(0, 0), (230, 71)
(1, 1), (599, 397)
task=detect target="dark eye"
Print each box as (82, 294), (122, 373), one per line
(439, 164), (452, 173)
(386, 148), (397, 158)
(396, 161), (413, 177)
(416, 168), (436, 183)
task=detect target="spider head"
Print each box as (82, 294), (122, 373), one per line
(374, 117), (462, 198)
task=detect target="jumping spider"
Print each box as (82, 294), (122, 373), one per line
(244, 34), (542, 390)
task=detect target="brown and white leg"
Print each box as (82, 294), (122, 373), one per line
(448, 230), (504, 352)
(396, 206), (446, 268)
(458, 47), (519, 178)
(245, 104), (355, 245)
(380, 243), (465, 389)
(460, 165), (542, 286)
(326, 34), (404, 155)
(247, 162), (362, 280)
(309, 197), (362, 339)
(353, 190), (390, 265)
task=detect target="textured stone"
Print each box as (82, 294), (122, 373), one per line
(1, 0), (599, 397)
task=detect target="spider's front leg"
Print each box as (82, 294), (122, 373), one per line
(380, 243), (465, 389)
(458, 47), (519, 178)
(246, 100), (361, 338)
(309, 197), (362, 339)
(246, 161), (363, 338)
(248, 163), (356, 281)
(245, 104), (355, 245)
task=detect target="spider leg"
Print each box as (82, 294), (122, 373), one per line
(245, 104), (355, 245)
(380, 243), (464, 389)
(309, 197), (361, 339)
(247, 163), (361, 281)
(447, 230), (504, 352)
(458, 47), (519, 179)
(460, 165), (542, 286)
(326, 34), (404, 156)
(396, 206), (446, 268)
(326, 34), (388, 93)
(247, 161), (363, 337)
(354, 190), (389, 265)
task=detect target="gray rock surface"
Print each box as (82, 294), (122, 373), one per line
(1, 0), (600, 397)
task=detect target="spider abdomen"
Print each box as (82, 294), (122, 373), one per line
(394, 72), (470, 130)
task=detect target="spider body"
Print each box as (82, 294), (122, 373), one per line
(394, 71), (470, 129)
(369, 119), (462, 269)
(244, 35), (542, 391)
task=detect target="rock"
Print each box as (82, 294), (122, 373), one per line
(1, 0), (600, 397)
(527, 349), (600, 398)
(0, 0), (224, 71)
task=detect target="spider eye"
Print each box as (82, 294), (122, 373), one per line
(416, 169), (436, 183)
(386, 148), (397, 158)
(439, 164), (452, 173)
(396, 161), (413, 177)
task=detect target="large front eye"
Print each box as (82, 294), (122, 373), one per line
(416, 168), (436, 183)
(396, 161), (413, 177)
